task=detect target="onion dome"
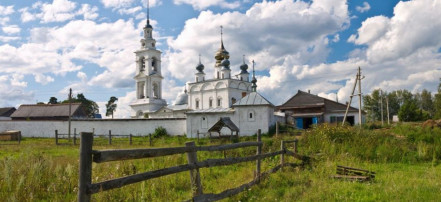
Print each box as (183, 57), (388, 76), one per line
(196, 54), (204, 73)
(221, 58), (230, 69)
(240, 55), (249, 74)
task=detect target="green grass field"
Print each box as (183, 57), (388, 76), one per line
(1, 123), (441, 201)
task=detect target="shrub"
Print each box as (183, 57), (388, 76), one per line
(152, 126), (168, 138)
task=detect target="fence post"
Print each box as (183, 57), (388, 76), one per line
(55, 130), (58, 145)
(197, 130), (199, 143)
(294, 139), (298, 154)
(149, 133), (152, 146)
(256, 129), (262, 182)
(185, 141), (203, 197)
(18, 133), (21, 144)
(74, 128), (77, 145)
(276, 121), (279, 137)
(129, 134), (132, 145)
(280, 140), (285, 168)
(78, 132), (93, 202)
(108, 130), (112, 145)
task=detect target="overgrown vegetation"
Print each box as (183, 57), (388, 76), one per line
(1, 123), (441, 201)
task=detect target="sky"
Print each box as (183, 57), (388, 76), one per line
(0, 0), (440, 118)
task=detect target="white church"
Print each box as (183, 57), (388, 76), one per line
(129, 15), (278, 137)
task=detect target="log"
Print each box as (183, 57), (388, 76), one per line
(197, 142), (262, 152)
(186, 142), (203, 196)
(256, 129), (261, 182)
(78, 132), (93, 201)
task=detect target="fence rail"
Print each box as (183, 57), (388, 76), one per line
(56, 129), (153, 146)
(78, 130), (303, 202)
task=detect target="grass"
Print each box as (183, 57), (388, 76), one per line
(1, 123), (441, 201)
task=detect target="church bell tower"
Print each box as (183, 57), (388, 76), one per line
(130, 2), (166, 118)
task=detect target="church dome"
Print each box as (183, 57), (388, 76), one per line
(174, 91), (188, 105)
(196, 63), (204, 73)
(240, 63), (248, 74)
(221, 58), (230, 68)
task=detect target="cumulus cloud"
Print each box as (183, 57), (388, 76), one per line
(164, 0), (349, 104)
(0, 75), (34, 107)
(2, 25), (20, 35)
(0, 5), (14, 15)
(34, 74), (55, 85)
(173, 0), (241, 10)
(356, 2), (370, 13)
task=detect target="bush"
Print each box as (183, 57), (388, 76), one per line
(152, 126), (168, 138)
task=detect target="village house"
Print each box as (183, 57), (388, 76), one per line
(10, 103), (87, 121)
(0, 107), (16, 120)
(277, 90), (364, 129)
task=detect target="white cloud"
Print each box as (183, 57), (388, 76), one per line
(117, 6), (142, 15)
(0, 74), (34, 107)
(34, 74), (55, 85)
(77, 71), (87, 81)
(0, 5), (14, 15)
(77, 4), (99, 20)
(0, 36), (19, 42)
(356, 2), (370, 13)
(101, 0), (135, 8)
(2, 25), (20, 35)
(174, 0), (240, 10)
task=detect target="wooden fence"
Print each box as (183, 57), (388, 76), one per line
(55, 129), (153, 146)
(78, 129), (306, 201)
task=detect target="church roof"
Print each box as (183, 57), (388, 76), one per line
(186, 108), (234, 114)
(208, 117), (239, 132)
(233, 92), (274, 107)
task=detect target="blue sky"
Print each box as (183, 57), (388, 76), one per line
(0, 0), (440, 118)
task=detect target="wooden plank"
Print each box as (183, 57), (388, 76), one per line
(337, 165), (376, 174)
(331, 175), (370, 182)
(89, 151), (283, 194)
(193, 164), (284, 202)
(92, 146), (193, 163)
(78, 132), (93, 202)
(93, 142), (263, 163)
(197, 142), (262, 151)
(285, 150), (311, 162)
(186, 141), (203, 196)
(256, 129), (261, 182)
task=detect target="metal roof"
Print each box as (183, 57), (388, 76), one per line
(279, 90), (359, 112)
(11, 103), (83, 118)
(233, 92), (273, 106)
(186, 108), (234, 114)
(208, 117), (239, 132)
(0, 107), (16, 117)
(291, 112), (324, 117)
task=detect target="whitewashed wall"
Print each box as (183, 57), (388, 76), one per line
(0, 118), (186, 137)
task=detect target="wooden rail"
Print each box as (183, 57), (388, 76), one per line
(78, 131), (304, 201)
(56, 129), (153, 146)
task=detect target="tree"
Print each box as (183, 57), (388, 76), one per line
(434, 78), (441, 119)
(48, 97), (59, 104)
(415, 89), (434, 117)
(106, 96), (118, 119)
(398, 101), (421, 122)
(63, 93), (99, 118)
(363, 89), (381, 122)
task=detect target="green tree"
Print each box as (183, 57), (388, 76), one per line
(434, 78), (441, 119)
(398, 101), (421, 122)
(105, 96), (118, 119)
(363, 89), (385, 122)
(63, 93), (99, 118)
(48, 97), (59, 104)
(415, 89), (434, 117)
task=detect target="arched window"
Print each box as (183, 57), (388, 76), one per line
(195, 99), (200, 109)
(137, 111), (143, 118)
(140, 57), (145, 71)
(153, 83), (159, 98)
(209, 97), (213, 108)
(152, 58), (157, 72)
(217, 97), (222, 107)
(248, 110), (256, 122)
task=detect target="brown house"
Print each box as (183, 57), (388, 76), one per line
(277, 90), (363, 129)
(10, 103), (88, 120)
(0, 107), (16, 118)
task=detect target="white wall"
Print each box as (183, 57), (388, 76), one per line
(324, 112), (364, 125)
(0, 118), (186, 137)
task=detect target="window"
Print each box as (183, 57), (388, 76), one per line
(248, 110), (256, 122)
(140, 57), (145, 71)
(217, 72), (219, 79)
(231, 97), (236, 105)
(196, 77), (198, 82)
(152, 58), (157, 72)
(209, 98), (213, 108)
(196, 99), (200, 109)
(217, 98), (222, 107)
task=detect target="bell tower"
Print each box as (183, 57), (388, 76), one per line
(130, 1), (166, 118)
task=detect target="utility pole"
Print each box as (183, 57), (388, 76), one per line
(380, 89), (384, 126)
(68, 88), (72, 140)
(358, 67), (363, 128)
(386, 95), (390, 125)
(342, 70), (358, 126)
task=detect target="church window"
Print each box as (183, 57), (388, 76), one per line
(217, 97), (222, 107)
(209, 98), (213, 108)
(196, 99), (200, 109)
(152, 58), (157, 72)
(152, 43), (155, 47)
(140, 57), (145, 71)
(240, 77), (243, 81)
(196, 77), (198, 82)
(232, 97), (236, 105)
(248, 110), (256, 122)
(153, 83), (159, 99)
(249, 113), (253, 119)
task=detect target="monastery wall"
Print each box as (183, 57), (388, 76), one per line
(0, 118), (186, 137)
